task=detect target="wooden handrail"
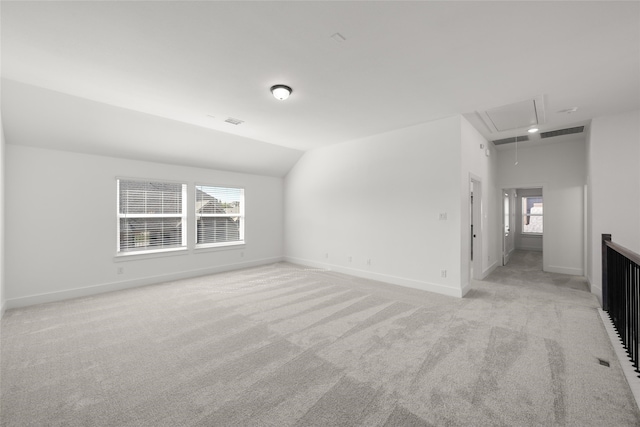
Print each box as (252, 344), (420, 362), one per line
(605, 240), (640, 265)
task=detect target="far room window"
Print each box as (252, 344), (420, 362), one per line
(196, 185), (244, 248)
(504, 192), (510, 235)
(522, 196), (543, 234)
(117, 179), (187, 255)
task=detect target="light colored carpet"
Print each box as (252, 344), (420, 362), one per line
(1, 251), (639, 426)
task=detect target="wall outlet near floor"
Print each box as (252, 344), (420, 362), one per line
(439, 212), (447, 220)
(441, 269), (447, 278)
(348, 256), (353, 263)
(117, 267), (124, 275)
(325, 253), (329, 259)
(240, 251), (244, 258)
(367, 258), (371, 266)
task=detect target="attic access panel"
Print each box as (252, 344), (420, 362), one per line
(486, 99), (538, 131)
(477, 96), (545, 133)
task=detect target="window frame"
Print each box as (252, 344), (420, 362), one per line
(116, 178), (188, 257)
(195, 184), (245, 249)
(521, 196), (543, 236)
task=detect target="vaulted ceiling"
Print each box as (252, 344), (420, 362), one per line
(2, 1), (639, 176)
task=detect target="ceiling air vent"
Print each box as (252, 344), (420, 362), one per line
(225, 117), (244, 125)
(492, 135), (530, 146)
(540, 126), (584, 139)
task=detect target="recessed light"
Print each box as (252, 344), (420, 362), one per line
(528, 127), (539, 133)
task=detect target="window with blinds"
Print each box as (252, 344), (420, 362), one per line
(522, 196), (543, 234)
(117, 179), (187, 255)
(195, 185), (244, 248)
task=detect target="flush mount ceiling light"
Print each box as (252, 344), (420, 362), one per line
(270, 85), (292, 101)
(528, 127), (539, 133)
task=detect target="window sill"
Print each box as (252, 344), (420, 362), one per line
(114, 247), (188, 262)
(521, 233), (543, 237)
(195, 241), (245, 253)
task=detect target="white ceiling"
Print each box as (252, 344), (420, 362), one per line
(2, 1), (639, 175)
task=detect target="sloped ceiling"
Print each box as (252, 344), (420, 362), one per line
(1, 80), (303, 177)
(1, 1), (639, 174)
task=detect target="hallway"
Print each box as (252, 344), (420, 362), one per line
(486, 250), (590, 293)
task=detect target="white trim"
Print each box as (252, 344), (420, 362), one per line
(469, 173), (483, 282)
(481, 260), (499, 279)
(546, 265), (583, 276)
(518, 246), (543, 252)
(285, 256), (465, 298)
(5, 256), (283, 309)
(195, 241), (245, 251)
(598, 309), (640, 411)
(0, 300), (5, 318)
(591, 281), (603, 307)
(115, 246), (188, 259)
(460, 281), (472, 297)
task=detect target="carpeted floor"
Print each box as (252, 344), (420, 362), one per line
(1, 251), (639, 426)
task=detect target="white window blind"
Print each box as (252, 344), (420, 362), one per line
(196, 185), (244, 248)
(117, 179), (187, 254)
(522, 196), (543, 234)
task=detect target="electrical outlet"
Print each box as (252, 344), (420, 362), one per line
(439, 213), (447, 220)
(441, 269), (447, 278)
(348, 256), (352, 263)
(325, 253), (329, 259)
(367, 258), (371, 266)
(240, 251), (244, 258)
(117, 267), (124, 275)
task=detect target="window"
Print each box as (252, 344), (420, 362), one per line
(522, 196), (543, 234)
(504, 192), (510, 235)
(117, 179), (187, 255)
(196, 185), (244, 248)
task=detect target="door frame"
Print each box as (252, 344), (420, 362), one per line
(470, 174), (483, 281)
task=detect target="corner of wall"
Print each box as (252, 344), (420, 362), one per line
(1, 102), (5, 318)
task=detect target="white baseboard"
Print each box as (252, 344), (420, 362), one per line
(546, 265), (583, 276)
(0, 299), (5, 319)
(481, 261), (498, 280)
(598, 309), (640, 411)
(284, 256), (465, 298)
(591, 285), (603, 307)
(517, 246), (543, 252)
(5, 256), (284, 309)
(460, 281), (472, 297)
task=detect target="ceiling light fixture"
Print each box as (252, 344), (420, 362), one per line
(528, 127), (539, 133)
(270, 85), (292, 101)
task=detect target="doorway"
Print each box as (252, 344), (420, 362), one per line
(502, 187), (543, 268)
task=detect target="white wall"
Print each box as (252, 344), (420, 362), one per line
(515, 188), (543, 252)
(0, 113), (5, 316)
(587, 110), (640, 303)
(460, 117), (499, 285)
(5, 145), (284, 308)
(285, 115), (490, 298)
(498, 138), (586, 276)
